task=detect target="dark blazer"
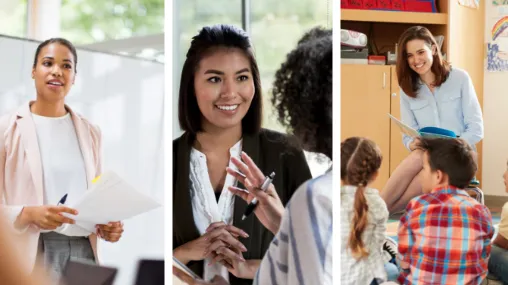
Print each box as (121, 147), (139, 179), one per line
(173, 128), (312, 285)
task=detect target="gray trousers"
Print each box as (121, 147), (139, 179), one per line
(36, 232), (95, 282)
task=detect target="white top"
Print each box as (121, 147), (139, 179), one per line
(498, 202), (508, 240)
(253, 170), (333, 285)
(31, 112), (89, 236)
(189, 139), (242, 282)
(341, 185), (389, 285)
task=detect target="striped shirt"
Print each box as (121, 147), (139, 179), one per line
(253, 171), (332, 285)
(398, 186), (494, 285)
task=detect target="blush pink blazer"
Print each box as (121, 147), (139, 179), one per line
(0, 101), (102, 272)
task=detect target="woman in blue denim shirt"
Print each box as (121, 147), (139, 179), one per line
(381, 26), (484, 213)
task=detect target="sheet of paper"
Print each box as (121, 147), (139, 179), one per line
(57, 222), (95, 236)
(387, 113), (420, 138)
(62, 171), (161, 227)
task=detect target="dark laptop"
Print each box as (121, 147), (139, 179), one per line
(60, 259), (117, 285)
(133, 259), (164, 285)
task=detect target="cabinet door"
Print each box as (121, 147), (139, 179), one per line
(341, 64), (391, 191)
(389, 66), (410, 176)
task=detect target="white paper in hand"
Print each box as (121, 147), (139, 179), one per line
(62, 171), (161, 231)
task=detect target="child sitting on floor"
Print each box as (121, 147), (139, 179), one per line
(341, 137), (398, 285)
(398, 137), (494, 285)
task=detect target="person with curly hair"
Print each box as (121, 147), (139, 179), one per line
(271, 28), (332, 159)
(174, 26), (332, 285)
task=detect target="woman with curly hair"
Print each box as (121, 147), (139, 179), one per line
(174, 26), (333, 285)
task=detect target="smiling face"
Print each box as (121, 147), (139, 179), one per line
(193, 47), (255, 131)
(405, 39), (436, 77)
(31, 42), (76, 103)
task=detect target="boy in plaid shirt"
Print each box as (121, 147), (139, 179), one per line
(397, 138), (494, 285)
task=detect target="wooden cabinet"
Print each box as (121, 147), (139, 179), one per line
(388, 66), (409, 175)
(341, 65), (409, 190)
(341, 64), (391, 190)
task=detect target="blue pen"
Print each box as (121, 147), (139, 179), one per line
(57, 194), (68, 206)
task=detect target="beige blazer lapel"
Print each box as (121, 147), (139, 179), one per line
(67, 107), (95, 186)
(15, 104), (44, 204)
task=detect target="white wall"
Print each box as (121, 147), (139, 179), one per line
(482, 72), (508, 196)
(482, 3), (508, 196)
(0, 35), (164, 285)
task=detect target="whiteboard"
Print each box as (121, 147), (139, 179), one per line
(0, 34), (165, 285)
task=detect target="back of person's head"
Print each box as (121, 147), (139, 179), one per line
(271, 26), (332, 159)
(178, 24), (262, 135)
(416, 137), (477, 189)
(341, 137), (382, 259)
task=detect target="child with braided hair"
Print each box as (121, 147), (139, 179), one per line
(341, 137), (398, 285)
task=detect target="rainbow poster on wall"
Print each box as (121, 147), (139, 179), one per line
(493, 16), (508, 40)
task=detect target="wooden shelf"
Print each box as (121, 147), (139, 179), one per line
(341, 9), (448, 25)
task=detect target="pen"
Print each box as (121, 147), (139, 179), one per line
(242, 172), (275, 221)
(57, 193), (68, 206)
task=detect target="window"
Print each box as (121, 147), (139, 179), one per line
(60, 0), (164, 45)
(175, 0), (242, 75)
(59, 0), (164, 62)
(251, 0), (331, 133)
(0, 0), (27, 38)
(251, 0), (332, 176)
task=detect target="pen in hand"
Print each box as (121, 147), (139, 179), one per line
(242, 172), (275, 220)
(57, 194), (68, 206)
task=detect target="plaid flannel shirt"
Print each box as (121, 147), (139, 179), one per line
(397, 186), (494, 285)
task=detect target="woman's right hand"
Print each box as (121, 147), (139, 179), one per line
(173, 235), (210, 265)
(226, 152), (285, 234)
(16, 206), (78, 230)
(174, 224), (249, 265)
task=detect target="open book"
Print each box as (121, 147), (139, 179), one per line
(388, 113), (420, 138)
(387, 113), (457, 139)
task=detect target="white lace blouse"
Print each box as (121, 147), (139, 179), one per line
(189, 139), (242, 282)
